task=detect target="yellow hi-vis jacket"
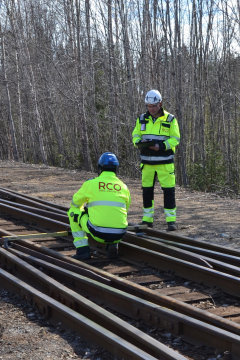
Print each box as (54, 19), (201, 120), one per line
(132, 110), (180, 165)
(70, 171), (131, 241)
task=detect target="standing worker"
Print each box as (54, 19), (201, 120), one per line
(132, 89), (180, 231)
(68, 152), (131, 260)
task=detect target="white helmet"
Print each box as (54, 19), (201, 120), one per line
(145, 89), (162, 104)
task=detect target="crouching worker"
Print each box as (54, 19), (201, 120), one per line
(67, 152), (131, 260)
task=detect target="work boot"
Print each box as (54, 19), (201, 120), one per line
(72, 246), (91, 260)
(141, 221), (153, 228)
(106, 243), (118, 259)
(167, 222), (177, 231)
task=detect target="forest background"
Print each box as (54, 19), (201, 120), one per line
(0, 0), (239, 195)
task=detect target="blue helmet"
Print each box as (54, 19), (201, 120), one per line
(98, 152), (119, 172)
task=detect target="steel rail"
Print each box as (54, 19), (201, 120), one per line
(0, 201), (146, 237)
(1, 188), (238, 257)
(4, 238), (240, 338)
(1, 203), (240, 297)
(0, 198), (68, 222)
(125, 232), (213, 268)
(125, 232), (240, 277)
(2, 188), (239, 258)
(0, 202), (69, 231)
(1, 194), (240, 338)
(0, 187), (66, 213)
(0, 201), (225, 271)
(143, 237), (240, 267)
(0, 268), (164, 360)
(2, 189), (240, 262)
(0, 248), (185, 360)
(145, 228), (240, 258)
(2, 205), (240, 299)
(1, 246), (240, 357)
(120, 241), (240, 298)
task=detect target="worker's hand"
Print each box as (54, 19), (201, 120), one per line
(149, 143), (159, 151)
(149, 141), (166, 151)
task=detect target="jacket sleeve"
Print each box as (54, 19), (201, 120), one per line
(70, 181), (89, 209)
(132, 118), (142, 147)
(126, 188), (131, 212)
(164, 118), (180, 151)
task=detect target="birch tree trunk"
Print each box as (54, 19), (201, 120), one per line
(0, 26), (19, 161)
(15, 50), (25, 161)
(85, 0), (100, 161)
(75, 0), (93, 171)
(0, 0), (239, 193)
(107, 0), (118, 154)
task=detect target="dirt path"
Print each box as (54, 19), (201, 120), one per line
(1, 160), (239, 249)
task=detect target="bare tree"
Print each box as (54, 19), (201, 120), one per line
(0, 0), (239, 193)
(0, 23), (19, 161)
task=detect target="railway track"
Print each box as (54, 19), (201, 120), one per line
(0, 187), (240, 359)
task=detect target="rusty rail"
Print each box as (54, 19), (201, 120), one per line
(1, 188), (240, 359)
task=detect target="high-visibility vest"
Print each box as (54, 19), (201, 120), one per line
(70, 171), (131, 233)
(132, 110), (180, 165)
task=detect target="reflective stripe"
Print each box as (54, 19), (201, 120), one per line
(143, 207), (154, 213)
(165, 140), (171, 150)
(143, 207), (154, 219)
(142, 134), (168, 141)
(72, 230), (86, 238)
(88, 200), (126, 208)
(71, 200), (79, 208)
(141, 155), (174, 162)
(133, 134), (140, 139)
(167, 114), (174, 122)
(164, 209), (176, 217)
(144, 213), (153, 218)
(88, 220), (126, 235)
(73, 238), (88, 248)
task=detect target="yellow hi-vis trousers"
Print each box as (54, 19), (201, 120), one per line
(141, 163), (176, 223)
(67, 208), (89, 249)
